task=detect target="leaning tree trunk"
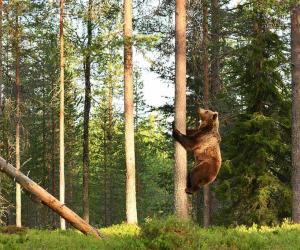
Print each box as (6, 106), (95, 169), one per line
(59, 0), (66, 230)
(82, 0), (93, 224)
(291, 2), (300, 223)
(174, 0), (189, 219)
(0, 156), (101, 238)
(202, 0), (211, 228)
(124, 0), (138, 224)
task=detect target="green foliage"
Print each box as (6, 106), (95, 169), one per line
(2, 218), (300, 250)
(216, 1), (292, 226)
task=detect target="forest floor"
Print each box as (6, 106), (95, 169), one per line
(1, 217), (300, 250)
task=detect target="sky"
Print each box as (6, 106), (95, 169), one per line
(140, 0), (240, 108)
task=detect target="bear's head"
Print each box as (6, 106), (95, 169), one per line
(197, 108), (219, 131)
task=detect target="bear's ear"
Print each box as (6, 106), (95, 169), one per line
(213, 112), (218, 120)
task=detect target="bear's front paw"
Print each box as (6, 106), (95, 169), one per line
(172, 120), (175, 129)
(172, 128), (180, 138)
(185, 188), (193, 195)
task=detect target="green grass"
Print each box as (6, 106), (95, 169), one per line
(1, 217), (300, 250)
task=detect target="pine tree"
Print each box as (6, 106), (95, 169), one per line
(124, 0), (138, 224)
(59, 0), (66, 230)
(174, 0), (189, 219)
(291, 1), (300, 223)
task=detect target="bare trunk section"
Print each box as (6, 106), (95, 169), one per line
(51, 79), (57, 227)
(292, 3), (300, 223)
(103, 128), (109, 226)
(14, 2), (21, 228)
(174, 0), (189, 219)
(211, 0), (220, 96)
(0, 0), (2, 198)
(0, 157), (101, 238)
(124, 0), (138, 224)
(83, 0), (93, 224)
(202, 0), (211, 228)
(108, 80), (114, 224)
(59, 0), (66, 230)
(0, 0), (2, 115)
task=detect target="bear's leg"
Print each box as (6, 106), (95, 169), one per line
(185, 172), (197, 194)
(185, 162), (211, 194)
(172, 129), (196, 151)
(185, 169), (201, 194)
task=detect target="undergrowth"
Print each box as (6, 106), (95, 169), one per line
(1, 217), (300, 250)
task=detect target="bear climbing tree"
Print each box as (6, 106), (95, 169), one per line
(172, 108), (222, 194)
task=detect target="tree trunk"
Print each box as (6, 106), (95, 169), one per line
(51, 79), (57, 227)
(14, 2), (21, 228)
(292, 3), (300, 223)
(103, 128), (108, 226)
(211, 0), (220, 96)
(0, 0), (2, 201)
(124, 0), (138, 224)
(108, 79), (114, 224)
(82, 0), (92, 224)
(59, 0), (66, 230)
(174, 0), (189, 219)
(0, 156), (101, 238)
(0, 0), (2, 115)
(202, 0), (211, 228)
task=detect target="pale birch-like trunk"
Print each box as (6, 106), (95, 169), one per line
(124, 0), (138, 224)
(59, 0), (66, 230)
(14, 2), (21, 228)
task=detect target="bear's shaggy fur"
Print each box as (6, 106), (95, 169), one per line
(172, 108), (222, 194)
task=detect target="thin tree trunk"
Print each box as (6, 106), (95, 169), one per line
(0, 0), (2, 201)
(82, 0), (92, 224)
(211, 0), (220, 96)
(0, 0), (2, 114)
(174, 0), (189, 219)
(202, 0), (211, 228)
(292, 3), (300, 223)
(51, 79), (57, 227)
(103, 129), (108, 226)
(14, 2), (21, 228)
(0, 156), (101, 238)
(59, 0), (66, 230)
(108, 79), (113, 224)
(124, 0), (138, 224)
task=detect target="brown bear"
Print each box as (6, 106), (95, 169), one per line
(172, 108), (222, 194)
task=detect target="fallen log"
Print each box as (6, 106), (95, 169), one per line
(0, 156), (101, 238)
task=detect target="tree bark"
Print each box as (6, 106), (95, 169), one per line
(202, 0), (211, 228)
(0, 0), (2, 203)
(174, 0), (189, 219)
(0, 0), (2, 115)
(14, 2), (21, 228)
(292, 3), (300, 223)
(51, 79), (57, 227)
(211, 0), (220, 96)
(0, 156), (101, 238)
(59, 0), (66, 230)
(108, 79), (114, 224)
(83, 0), (92, 224)
(124, 0), (138, 224)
